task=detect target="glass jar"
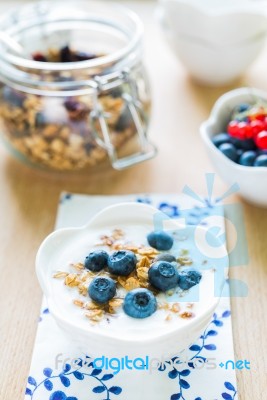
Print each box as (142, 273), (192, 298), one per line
(0, 1), (156, 171)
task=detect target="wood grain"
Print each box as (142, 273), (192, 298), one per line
(0, 1), (267, 399)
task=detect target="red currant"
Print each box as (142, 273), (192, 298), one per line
(255, 113), (266, 122)
(227, 121), (254, 140)
(237, 122), (252, 139)
(255, 131), (267, 150)
(227, 121), (240, 137)
(243, 123), (253, 139)
(250, 120), (265, 137)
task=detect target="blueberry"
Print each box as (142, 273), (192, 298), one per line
(60, 45), (73, 62)
(35, 112), (46, 126)
(110, 87), (123, 98)
(147, 231), (173, 251)
(64, 99), (89, 119)
(115, 107), (132, 132)
(88, 277), (116, 304)
(218, 143), (238, 162)
(212, 133), (231, 148)
(84, 250), (109, 272)
(3, 86), (25, 107)
(231, 104), (250, 122)
(235, 103), (250, 113)
(234, 116), (249, 122)
(148, 261), (179, 291)
(108, 250), (137, 276)
(123, 288), (157, 318)
(239, 151), (257, 166)
(155, 253), (176, 263)
(254, 154), (267, 167)
(178, 268), (202, 290)
(230, 137), (257, 151)
(236, 149), (244, 158)
(64, 99), (80, 111)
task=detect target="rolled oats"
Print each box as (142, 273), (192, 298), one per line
(179, 311), (195, 319)
(53, 271), (69, 279)
(73, 299), (85, 308)
(64, 273), (79, 287)
(85, 309), (104, 322)
(171, 303), (181, 313)
(177, 256), (193, 266)
(165, 314), (172, 321)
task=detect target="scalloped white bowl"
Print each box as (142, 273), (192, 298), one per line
(200, 87), (267, 207)
(36, 202), (227, 359)
(157, 1), (267, 85)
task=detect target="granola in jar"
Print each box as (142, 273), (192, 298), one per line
(0, 2), (156, 171)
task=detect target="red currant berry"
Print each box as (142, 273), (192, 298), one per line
(244, 123), (253, 139)
(250, 120), (265, 137)
(227, 121), (240, 137)
(255, 131), (267, 150)
(237, 122), (249, 139)
(255, 113), (266, 122)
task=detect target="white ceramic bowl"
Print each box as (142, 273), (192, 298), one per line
(158, 0), (267, 46)
(163, 34), (265, 86)
(201, 87), (267, 207)
(36, 202), (227, 359)
(157, 1), (267, 85)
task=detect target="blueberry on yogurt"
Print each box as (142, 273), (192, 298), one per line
(88, 277), (116, 304)
(84, 250), (109, 272)
(123, 288), (157, 319)
(148, 261), (179, 291)
(178, 268), (202, 290)
(147, 230), (173, 251)
(108, 250), (137, 276)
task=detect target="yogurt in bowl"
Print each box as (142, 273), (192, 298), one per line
(36, 202), (228, 359)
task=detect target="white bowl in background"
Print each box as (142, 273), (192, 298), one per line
(200, 87), (267, 207)
(162, 33), (266, 86)
(157, 0), (267, 85)
(158, 0), (267, 46)
(36, 202), (227, 359)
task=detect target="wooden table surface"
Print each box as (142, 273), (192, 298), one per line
(0, 1), (267, 399)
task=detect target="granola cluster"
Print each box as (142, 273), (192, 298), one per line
(0, 46), (149, 171)
(53, 229), (196, 324)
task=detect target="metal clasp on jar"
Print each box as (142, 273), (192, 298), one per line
(90, 69), (157, 170)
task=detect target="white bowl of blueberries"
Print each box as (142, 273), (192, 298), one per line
(201, 87), (267, 207)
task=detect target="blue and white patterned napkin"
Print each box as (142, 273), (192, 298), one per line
(25, 194), (238, 400)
